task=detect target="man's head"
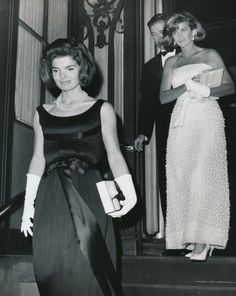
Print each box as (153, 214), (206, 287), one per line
(147, 14), (167, 48)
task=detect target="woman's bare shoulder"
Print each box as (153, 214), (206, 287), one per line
(201, 48), (225, 67)
(167, 54), (178, 65)
(100, 101), (117, 126)
(164, 55), (178, 72)
(202, 48), (220, 58)
(101, 100), (115, 115)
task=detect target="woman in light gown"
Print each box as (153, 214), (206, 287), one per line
(160, 12), (235, 261)
(20, 38), (137, 295)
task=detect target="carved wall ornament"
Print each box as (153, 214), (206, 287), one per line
(83, 0), (124, 48)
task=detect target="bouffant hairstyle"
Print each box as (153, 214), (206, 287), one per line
(162, 12), (206, 50)
(40, 38), (96, 90)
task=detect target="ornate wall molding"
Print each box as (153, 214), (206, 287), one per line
(80, 0), (124, 49)
(70, 0), (125, 105)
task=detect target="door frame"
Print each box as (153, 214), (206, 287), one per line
(0, 0), (19, 253)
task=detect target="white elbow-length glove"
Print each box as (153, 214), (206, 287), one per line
(21, 174), (41, 237)
(185, 78), (210, 97)
(109, 174), (137, 218)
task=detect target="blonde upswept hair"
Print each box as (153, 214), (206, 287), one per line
(162, 12), (206, 50)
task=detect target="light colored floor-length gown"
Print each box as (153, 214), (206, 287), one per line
(166, 63), (230, 250)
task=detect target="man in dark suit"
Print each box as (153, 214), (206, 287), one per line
(134, 14), (175, 221)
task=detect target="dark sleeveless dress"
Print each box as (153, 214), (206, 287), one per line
(33, 100), (122, 296)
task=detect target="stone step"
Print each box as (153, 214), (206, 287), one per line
(123, 282), (236, 296)
(0, 255), (39, 296)
(1, 255), (236, 296)
(122, 255), (236, 283)
(122, 255), (236, 296)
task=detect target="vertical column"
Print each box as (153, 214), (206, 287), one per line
(0, 0), (19, 208)
(122, 0), (143, 255)
(143, 0), (165, 239)
(0, 0), (19, 253)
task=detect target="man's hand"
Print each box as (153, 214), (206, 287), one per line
(134, 134), (147, 152)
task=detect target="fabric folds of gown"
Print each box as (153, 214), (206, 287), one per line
(33, 100), (122, 296)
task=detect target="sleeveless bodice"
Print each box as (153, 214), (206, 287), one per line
(37, 99), (105, 170)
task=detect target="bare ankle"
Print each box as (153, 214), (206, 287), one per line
(194, 243), (207, 254)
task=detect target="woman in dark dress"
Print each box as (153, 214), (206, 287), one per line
(20, 38), (137, 296)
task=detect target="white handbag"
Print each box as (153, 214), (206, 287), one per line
(96, 180), (123, 214)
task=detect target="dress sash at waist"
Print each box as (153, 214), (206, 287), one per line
(44, 157), (91, 177)
(172, 92), (218, 128)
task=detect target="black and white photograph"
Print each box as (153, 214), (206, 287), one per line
(0, 0), (236, 295)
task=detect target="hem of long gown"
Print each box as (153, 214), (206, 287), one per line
(33, 168), (120, 296)
(166, 243), (227, 250)
(166, 226), (228, 250)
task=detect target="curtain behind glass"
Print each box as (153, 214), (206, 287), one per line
(15, 27), (42, 125)
(19, 0), (44, 36)
(48, 0), (68, 43)
(15, 0), (68, 125)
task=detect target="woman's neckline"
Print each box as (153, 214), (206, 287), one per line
(173, 63), (211, 72)
(41, 99), (101, 118)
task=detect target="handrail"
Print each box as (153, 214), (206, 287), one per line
(0, 191), (25, 222)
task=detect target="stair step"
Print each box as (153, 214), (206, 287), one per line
(1, 255), (236, 296)
(122, 256), (236, 296)
(123, 282), (236, 296)
(0, 255), (40, 296)
(122, 256), (236, 283)
(1, 282), (40, 296)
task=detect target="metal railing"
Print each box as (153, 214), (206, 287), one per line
(0, 192), (24, 222)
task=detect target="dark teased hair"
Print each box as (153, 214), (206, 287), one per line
(162, 12), (206, 50)
(147, 13), (167, 29)
(40, 38), (96, 90)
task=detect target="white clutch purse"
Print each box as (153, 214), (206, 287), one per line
(96, 180), (124, 214)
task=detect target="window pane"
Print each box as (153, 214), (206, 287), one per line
(19, 0), (44, 36)
(15, 27), (42, 125)
(48, 0), (68, 42)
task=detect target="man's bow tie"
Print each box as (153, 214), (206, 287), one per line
(161, 49), (174, 56)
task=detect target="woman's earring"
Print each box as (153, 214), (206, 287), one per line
(192, 33), (195, 41)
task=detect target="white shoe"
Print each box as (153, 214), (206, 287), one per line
(185, 251), (193, 258)
(190, 244), (213, 262)
(184, 243), (194, 258)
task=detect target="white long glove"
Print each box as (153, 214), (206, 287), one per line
(21, 174), (41, 237)
(108, 174), (137, 218)
(185, 78), (210, 97)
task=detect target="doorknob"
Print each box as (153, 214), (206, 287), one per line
(120, 144), (135, 152)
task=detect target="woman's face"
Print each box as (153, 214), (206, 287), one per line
(172, 21), (193, 48)
(52, 55), (80, 91)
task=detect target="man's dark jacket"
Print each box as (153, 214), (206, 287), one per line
(138, 53), (174, 142)
(138, 53), (175, 217)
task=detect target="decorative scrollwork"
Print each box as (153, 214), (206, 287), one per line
(84, 0), (124, 48)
